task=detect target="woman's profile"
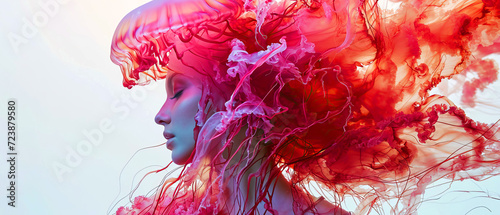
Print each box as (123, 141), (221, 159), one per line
(110, 0), (500, 214)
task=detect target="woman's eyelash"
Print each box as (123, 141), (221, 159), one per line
(170, 90), (184, 99)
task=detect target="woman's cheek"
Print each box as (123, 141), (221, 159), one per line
(175, 88), (202, 134)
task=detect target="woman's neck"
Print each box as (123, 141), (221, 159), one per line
(216, 126), (293, 214)
(224, 151), (295, 214)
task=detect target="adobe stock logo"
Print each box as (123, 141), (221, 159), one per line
(7, 0), (71, 53)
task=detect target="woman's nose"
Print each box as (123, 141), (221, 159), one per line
(155, 103), (172, 125)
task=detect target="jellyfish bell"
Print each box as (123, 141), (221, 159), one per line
(110, 0), (243, 89)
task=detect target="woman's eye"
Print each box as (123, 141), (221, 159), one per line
(170, 90), (184, 99)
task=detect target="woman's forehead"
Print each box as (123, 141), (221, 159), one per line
(165, 54), (195, 79)
(164, 71), (201, 90)
(166, 51), (207, 75)
(165, 72), (182, 88)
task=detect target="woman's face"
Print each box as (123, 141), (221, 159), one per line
(155, 71), (202, 165)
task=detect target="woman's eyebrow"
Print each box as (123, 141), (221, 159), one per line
(166, 73), (180, 92)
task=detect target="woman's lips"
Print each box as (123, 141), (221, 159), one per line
(163, 132), (175, 139)
(163, 132), (175, 150)
(166, 139), (174, 150)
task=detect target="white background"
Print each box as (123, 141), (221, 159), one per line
(1, 0), (499, 214)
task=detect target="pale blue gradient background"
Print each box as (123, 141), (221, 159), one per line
(0, 0), (499, 214)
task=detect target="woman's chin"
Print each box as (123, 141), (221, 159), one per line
(172, 153), (191, 165)
(172, 157), (187, 165)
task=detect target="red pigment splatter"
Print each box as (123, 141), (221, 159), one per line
(462, 58), (499, 107)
